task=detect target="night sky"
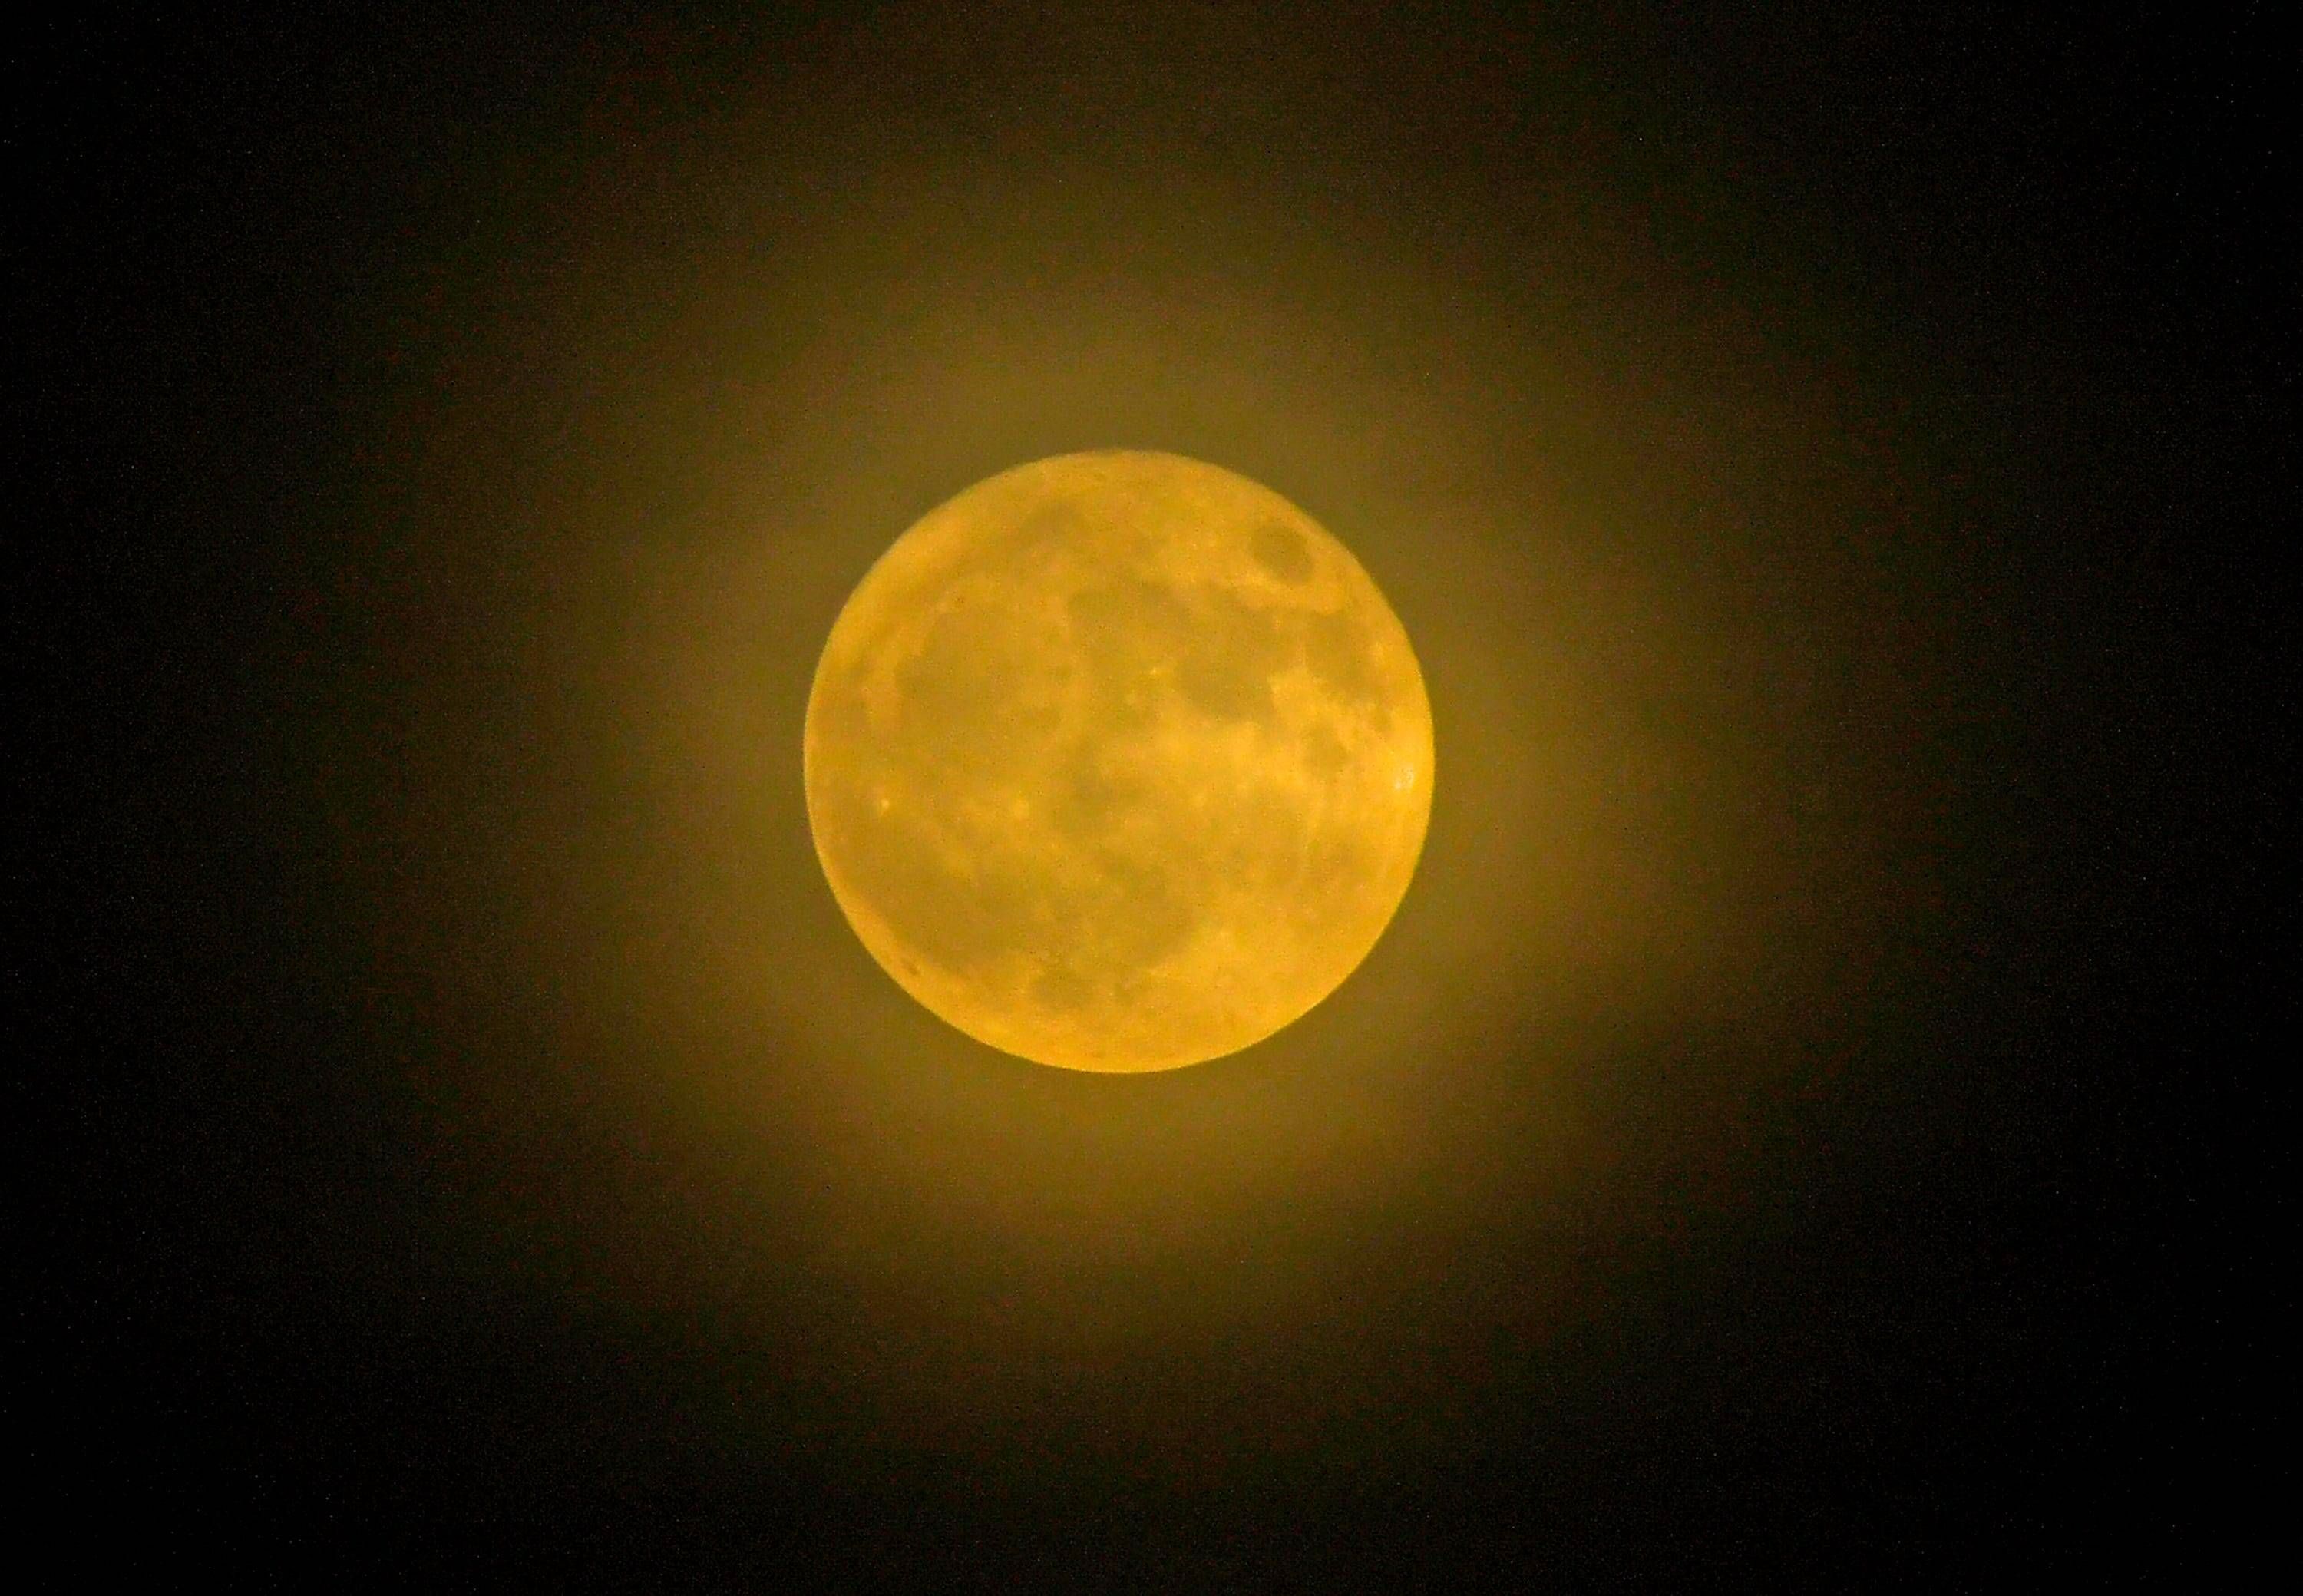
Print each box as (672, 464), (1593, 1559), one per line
(19, 5), (2284, 1585)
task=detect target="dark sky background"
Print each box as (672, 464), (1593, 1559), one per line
(18, 3), (2285, 1586)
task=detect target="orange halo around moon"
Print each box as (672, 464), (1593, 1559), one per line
(804, 451), (1433, 1072)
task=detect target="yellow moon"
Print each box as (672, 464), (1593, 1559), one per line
(804, 451), (1432, 1072)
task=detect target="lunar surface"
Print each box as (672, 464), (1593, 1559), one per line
(804, 451), (1432, 1072)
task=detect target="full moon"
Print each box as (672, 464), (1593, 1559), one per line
(804, 451), (1433, 1072)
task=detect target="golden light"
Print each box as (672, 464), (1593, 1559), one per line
(803, 451), (1433, 1072)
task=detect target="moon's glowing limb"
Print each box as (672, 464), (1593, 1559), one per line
(805, 451), (1432, 1072)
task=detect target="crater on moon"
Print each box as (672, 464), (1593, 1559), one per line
(804, 450), (1433, 1072)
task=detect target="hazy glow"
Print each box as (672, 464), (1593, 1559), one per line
(428, 148), (1901, 1350)
(805, 451), (1432, 1072)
